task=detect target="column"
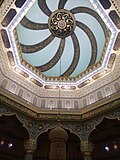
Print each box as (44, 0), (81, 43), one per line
(81, 141), (93, 160)
(49, 125), (68, 160)
(24, 139), (37, 160)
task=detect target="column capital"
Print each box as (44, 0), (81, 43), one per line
(24, 139), (37, 153)
(81, 141), (93, 156)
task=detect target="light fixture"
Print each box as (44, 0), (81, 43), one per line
(113, 144), (118, 149)
(0, 140), (4, 145)
(61, 85), (76, 90)
(105, 145), (109, 151)
(8, 143), (13, 148)
(113, 141), (118, 150)
(14, 67), (29, 78)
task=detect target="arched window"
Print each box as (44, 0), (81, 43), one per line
(25, 93), (31, 102)
(9, 83), (17, 93)
(97, 91), (103, 100)
(105, 87), (111, 96)
(89, 95), (95, 104)
(41, 100), (45, 108)
(74, 100), (79, 109)
(83, 98), (87, 107)
(49, 100), (54, 108)
(18, 89), (23, 98)
(66, 100), (71, 108)
(1, 79), (8, 88)
(33, 97), (37, 106)
(114, 82), (120, 92)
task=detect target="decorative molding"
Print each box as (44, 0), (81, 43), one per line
(110, 0), (120, 16)
(0, 90), (120, 122)
(0, 96), (120, 141)
(0, 94), (37, 118)
(0, 0), (15, 18)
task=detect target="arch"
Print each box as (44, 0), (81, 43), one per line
(35, 123), (82, 142)
(1, 79), (8, 88)
(34, 124), (83, 159)
(33, 97), (37, 106)
(74, 100), (79, 109)
(0, 111), (30, 137)
(89, 94), (95, 104)
(18, 88), (23, 98)
(25, 92), (31, 102)
(34, 130), (50, 159)
(66, 131), (83, 159)
(49, 99), (54, 108)
(88, 113), (120, 142)
(61, 124), (82, 142)
(0, 114), (29, 159)
(66, 100), (71, 108)
(105, 86), (111, 96)
(41, 99), (45, 108)
(9, 83), (17, 93)
(89, 117), (120, 159)
(83, 98), (87, 107)
(0, 113), (29, 139)
(97, 90), (103, 100)
(114, 82), (120, 92)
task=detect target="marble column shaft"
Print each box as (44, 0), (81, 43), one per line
(49, 126), (68, 160)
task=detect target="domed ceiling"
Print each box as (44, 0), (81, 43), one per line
(6, 0), (117, 87)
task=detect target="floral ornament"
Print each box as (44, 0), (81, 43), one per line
(48, 9), (76, 38)
(19, 0), (107, 77)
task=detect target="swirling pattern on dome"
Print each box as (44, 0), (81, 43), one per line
(16, 0), (107, 78)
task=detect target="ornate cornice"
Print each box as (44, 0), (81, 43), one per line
(0, 90), (120, 122)
(0, 93), (37, 118)
(81, 97), (120, 120)
(38, 97), (120, 121)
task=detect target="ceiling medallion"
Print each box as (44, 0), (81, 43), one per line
(48, 9), (76, 38)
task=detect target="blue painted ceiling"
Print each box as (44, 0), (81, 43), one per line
(16, 0), (106, 78)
